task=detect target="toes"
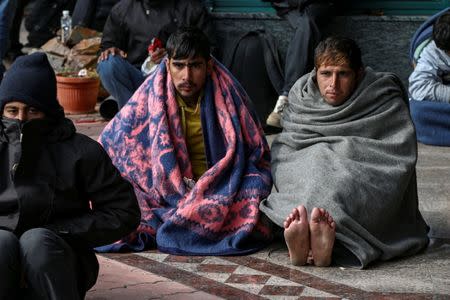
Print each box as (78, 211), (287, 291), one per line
(298, 205), (307, 221)
(311, 207), (335, 226)
(311, 207), (321, 222)
(286, 205), (309, 228)
(284, 216), (293, 228)
(329, 220), (336, 230)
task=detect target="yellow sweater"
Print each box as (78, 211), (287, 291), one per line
(176, 94), (207, 180)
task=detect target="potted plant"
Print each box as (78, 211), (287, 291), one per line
(56, 68), (100, 114)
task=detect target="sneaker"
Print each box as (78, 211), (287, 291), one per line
(266, 95), (288, 128)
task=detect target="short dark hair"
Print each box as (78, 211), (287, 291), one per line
(314, 36), (363, 72)
(166, 27), (211, 60)
(433, 12), (450, 51)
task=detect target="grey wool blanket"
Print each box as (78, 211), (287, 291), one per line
(260, 67), (429, 268)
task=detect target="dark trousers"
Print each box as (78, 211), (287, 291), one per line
(282, 1), (335, 94)
(0, 228), (97, 300)
(0, 0), (17, 79)
(8, 0), (28, 55)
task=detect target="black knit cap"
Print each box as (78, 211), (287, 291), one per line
(0, 52), (64, 119)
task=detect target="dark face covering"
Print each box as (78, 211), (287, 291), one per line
(1, 116), (46, 134)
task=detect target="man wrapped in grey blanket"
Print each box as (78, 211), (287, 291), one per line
(260, 36), (429, 269)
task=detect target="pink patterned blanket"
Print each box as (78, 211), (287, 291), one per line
(97, 59), (273, 255)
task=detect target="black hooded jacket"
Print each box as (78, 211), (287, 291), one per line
(100, 0), (215, 67)
(0, 51), (140, 291)
(0, 116), (140, 246)
(72, 0), (121, 32)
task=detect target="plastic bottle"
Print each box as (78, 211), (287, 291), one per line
(61, 10), (72, 44)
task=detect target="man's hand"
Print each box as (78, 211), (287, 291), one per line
(98, 47), (127, 62)
(149, 48), (167, 64)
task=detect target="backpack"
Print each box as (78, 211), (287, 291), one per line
(222, 29), (284, 131)
(25, 0), (77, 47)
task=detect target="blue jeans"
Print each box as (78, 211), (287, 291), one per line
(0, 228), (95, 300)
(97, 55), (145, 108)
(0, 0), (17, 79)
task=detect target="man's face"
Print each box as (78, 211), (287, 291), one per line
(2, 101), (45, 121)
(316, 63), (360, 106)
(167, 56), (211, 103)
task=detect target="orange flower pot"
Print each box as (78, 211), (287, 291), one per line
(56, 75), (100, 114)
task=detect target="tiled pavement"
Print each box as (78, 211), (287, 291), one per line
(68, 109), (450, 300)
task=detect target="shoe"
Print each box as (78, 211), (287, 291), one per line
(266, 95), (288, 128)
(266, 111), (282, 128)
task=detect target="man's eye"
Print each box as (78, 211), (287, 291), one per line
(173, 63), (185, 69)
(5, 109), (17, 114)
(29, 108), (39, 114)
(190, 63), (202, 69)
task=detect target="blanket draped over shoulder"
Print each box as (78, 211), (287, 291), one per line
(97, 59), (273, 255)
(260, 68), (429, 268)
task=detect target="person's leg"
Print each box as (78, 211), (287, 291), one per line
(267, 2), (335, 128)
(309, 207), (335, 267)
(0, 0), (18, 79)
(7, 0), (27, 61)
(284, 205), (310, 266)
(0, 230), (21, 299)
(19, 228), (82, 300)
(97, 55), (145, 109)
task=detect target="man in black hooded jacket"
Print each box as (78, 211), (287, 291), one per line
(0, 52), (141, 299)
(97, 0), (215, 119)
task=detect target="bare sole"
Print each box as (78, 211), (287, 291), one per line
(310, 207), (336, 267)
(284, 205), (310, 266)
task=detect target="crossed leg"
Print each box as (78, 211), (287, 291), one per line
(283, 205), (310, 266)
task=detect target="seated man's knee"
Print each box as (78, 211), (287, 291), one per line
(19, 228), (74, 269)
(97, 55), (127, 78)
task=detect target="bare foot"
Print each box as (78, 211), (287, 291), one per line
(310, 207), (336, 267)
(283, 205), (310, 266)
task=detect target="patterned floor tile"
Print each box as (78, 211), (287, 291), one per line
(225, 274), (271, 284)
(226, 283), (265, 295)
(164, 255), (206, 263)
(234, 265), (273, 275)
(265, 276), (303, 286)
(263, 296), (301, 300)
(102, 248), (447, 300)
(196, 272), (231, 283)
(300, 286), (340, 298)
(197, 264), (239, 273)
(136, 252), (169, 262)
(259, 285), (305, 296)
(202, 257), (240, 265)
